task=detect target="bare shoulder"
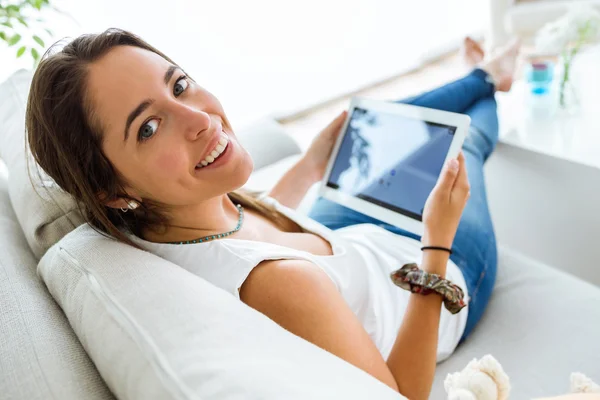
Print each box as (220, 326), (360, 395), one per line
(239, 258), (399, 392)
(239, 259), (333, 320)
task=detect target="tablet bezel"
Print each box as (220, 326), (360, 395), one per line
(319, 97), (470, 236)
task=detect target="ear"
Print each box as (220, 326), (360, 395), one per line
(97, 191), (141, 210)
(104, 198), (130, 210)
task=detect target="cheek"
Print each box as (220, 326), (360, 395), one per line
(155, 151), (187, 173)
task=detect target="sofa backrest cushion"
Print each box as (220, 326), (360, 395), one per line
(0, 69), (85, 259)
(0, 173), (115, 400)
(39, 224), (402, 400)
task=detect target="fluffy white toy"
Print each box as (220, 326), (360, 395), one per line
(444, 355), (599, 399)
(444, 355), (511, 400)
(571, 373), (600, 394)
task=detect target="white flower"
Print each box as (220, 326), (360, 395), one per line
(535, 18), (575, 53)
(535, 5), (600, 53)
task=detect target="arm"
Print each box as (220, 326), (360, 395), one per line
(240, 259), (401, 393)
(267, 157), (319, 209)
(386, 251), (449, 399)
(244, 154), (469, 398)
(267, 111), (347, 209)
(388, 152), (470, 399)
(240, 255), (448, 398)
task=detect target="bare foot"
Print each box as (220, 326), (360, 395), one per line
(461, 37), (485, 66)
(480, 38), (521, 92)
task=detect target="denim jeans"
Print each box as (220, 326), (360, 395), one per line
(308, 69), (498, 341)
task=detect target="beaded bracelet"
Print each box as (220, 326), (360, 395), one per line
(390, 263), (467, 314)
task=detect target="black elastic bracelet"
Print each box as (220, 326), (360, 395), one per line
(421, 246), (453, 255)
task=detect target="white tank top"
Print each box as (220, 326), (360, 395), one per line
(130, 196), (469, 362)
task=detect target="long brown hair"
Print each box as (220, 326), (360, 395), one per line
(26, 28), (298, 249)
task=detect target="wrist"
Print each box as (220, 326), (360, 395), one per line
(421, 229), (454, 249)
(420, 250), (449, 276)
(298, 155), (323, 184)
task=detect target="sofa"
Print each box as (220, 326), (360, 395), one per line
(1, 69), (599, 400)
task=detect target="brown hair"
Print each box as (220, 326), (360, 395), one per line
(26, 28), (299, 249)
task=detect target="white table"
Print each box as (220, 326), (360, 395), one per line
(484, 45), (600, 284)
(496, 51), (600, 170)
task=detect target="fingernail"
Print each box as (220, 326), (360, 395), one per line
(448, 159), (459, 171)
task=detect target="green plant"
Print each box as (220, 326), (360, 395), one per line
(0, 0), (55, 66)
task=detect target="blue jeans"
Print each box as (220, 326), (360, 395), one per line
(309, 69), (498, 341)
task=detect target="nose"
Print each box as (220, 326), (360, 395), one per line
(172, 103), (212, 141)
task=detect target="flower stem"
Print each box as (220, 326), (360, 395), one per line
(560, 32), (584, 108)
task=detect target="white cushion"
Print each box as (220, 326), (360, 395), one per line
(0, 70), (303, 260)
(242, 154), (320, 214)
(0, 69), (85, 259)
(39, 224), (403, 400)
(0, 174), (114, 400)
(431, 247), (600, 398)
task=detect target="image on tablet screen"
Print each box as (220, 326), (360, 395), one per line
(326, 107), (456, 220)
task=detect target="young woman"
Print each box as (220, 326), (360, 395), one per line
(26, 29), (518, 399)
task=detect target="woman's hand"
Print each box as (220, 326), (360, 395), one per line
(300, 110), (348, 183)
(421, 152), (470, 249)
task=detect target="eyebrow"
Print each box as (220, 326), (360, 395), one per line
(123, 65), (179, 141)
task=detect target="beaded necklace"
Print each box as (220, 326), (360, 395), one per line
(166, 204), (243, 245)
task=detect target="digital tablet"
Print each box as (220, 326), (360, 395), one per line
(319, 97), (470, 236)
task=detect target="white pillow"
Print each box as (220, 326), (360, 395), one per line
(40, 224), (403, 400)
(0, 69), (85, 259)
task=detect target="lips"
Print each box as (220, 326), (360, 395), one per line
(195, 132), (229, 168)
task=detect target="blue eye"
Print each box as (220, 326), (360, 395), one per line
(138, 119), (159, 141)
(173, 76), (189, 97)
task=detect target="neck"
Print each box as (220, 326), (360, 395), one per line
(142, 194), (240, 243)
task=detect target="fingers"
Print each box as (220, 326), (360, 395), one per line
(453, 152), (470, 195)
(436, 156), (460, 195)
(323, 111), (347, 135)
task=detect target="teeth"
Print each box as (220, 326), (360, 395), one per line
(196, 133), (229, 169)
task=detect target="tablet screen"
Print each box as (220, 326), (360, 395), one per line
(326, 107), (457, 221)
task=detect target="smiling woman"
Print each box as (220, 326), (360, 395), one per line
(25, 28), (497, 400)
(26, 28), (299, 249)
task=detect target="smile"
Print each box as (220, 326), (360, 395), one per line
(195, 133), (229, 168)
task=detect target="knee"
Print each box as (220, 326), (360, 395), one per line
(462, 126), (496, 161)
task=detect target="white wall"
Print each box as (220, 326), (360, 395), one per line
(0, 0), (485, 127)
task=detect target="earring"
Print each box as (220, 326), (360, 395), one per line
(120, 200), (139, 213)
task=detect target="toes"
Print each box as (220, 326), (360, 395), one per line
(461, 37), (485, 66)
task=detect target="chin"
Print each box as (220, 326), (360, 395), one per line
(227, 152), (255, 192)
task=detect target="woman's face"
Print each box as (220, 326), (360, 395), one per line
(87, 45), (253, 208)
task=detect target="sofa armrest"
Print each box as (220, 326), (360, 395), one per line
(236, 118), (302, 171)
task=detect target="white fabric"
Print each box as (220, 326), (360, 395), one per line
(132, 196), (469, 362)
(39, 224), (403, 400)
(0, 174), (114, 400)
